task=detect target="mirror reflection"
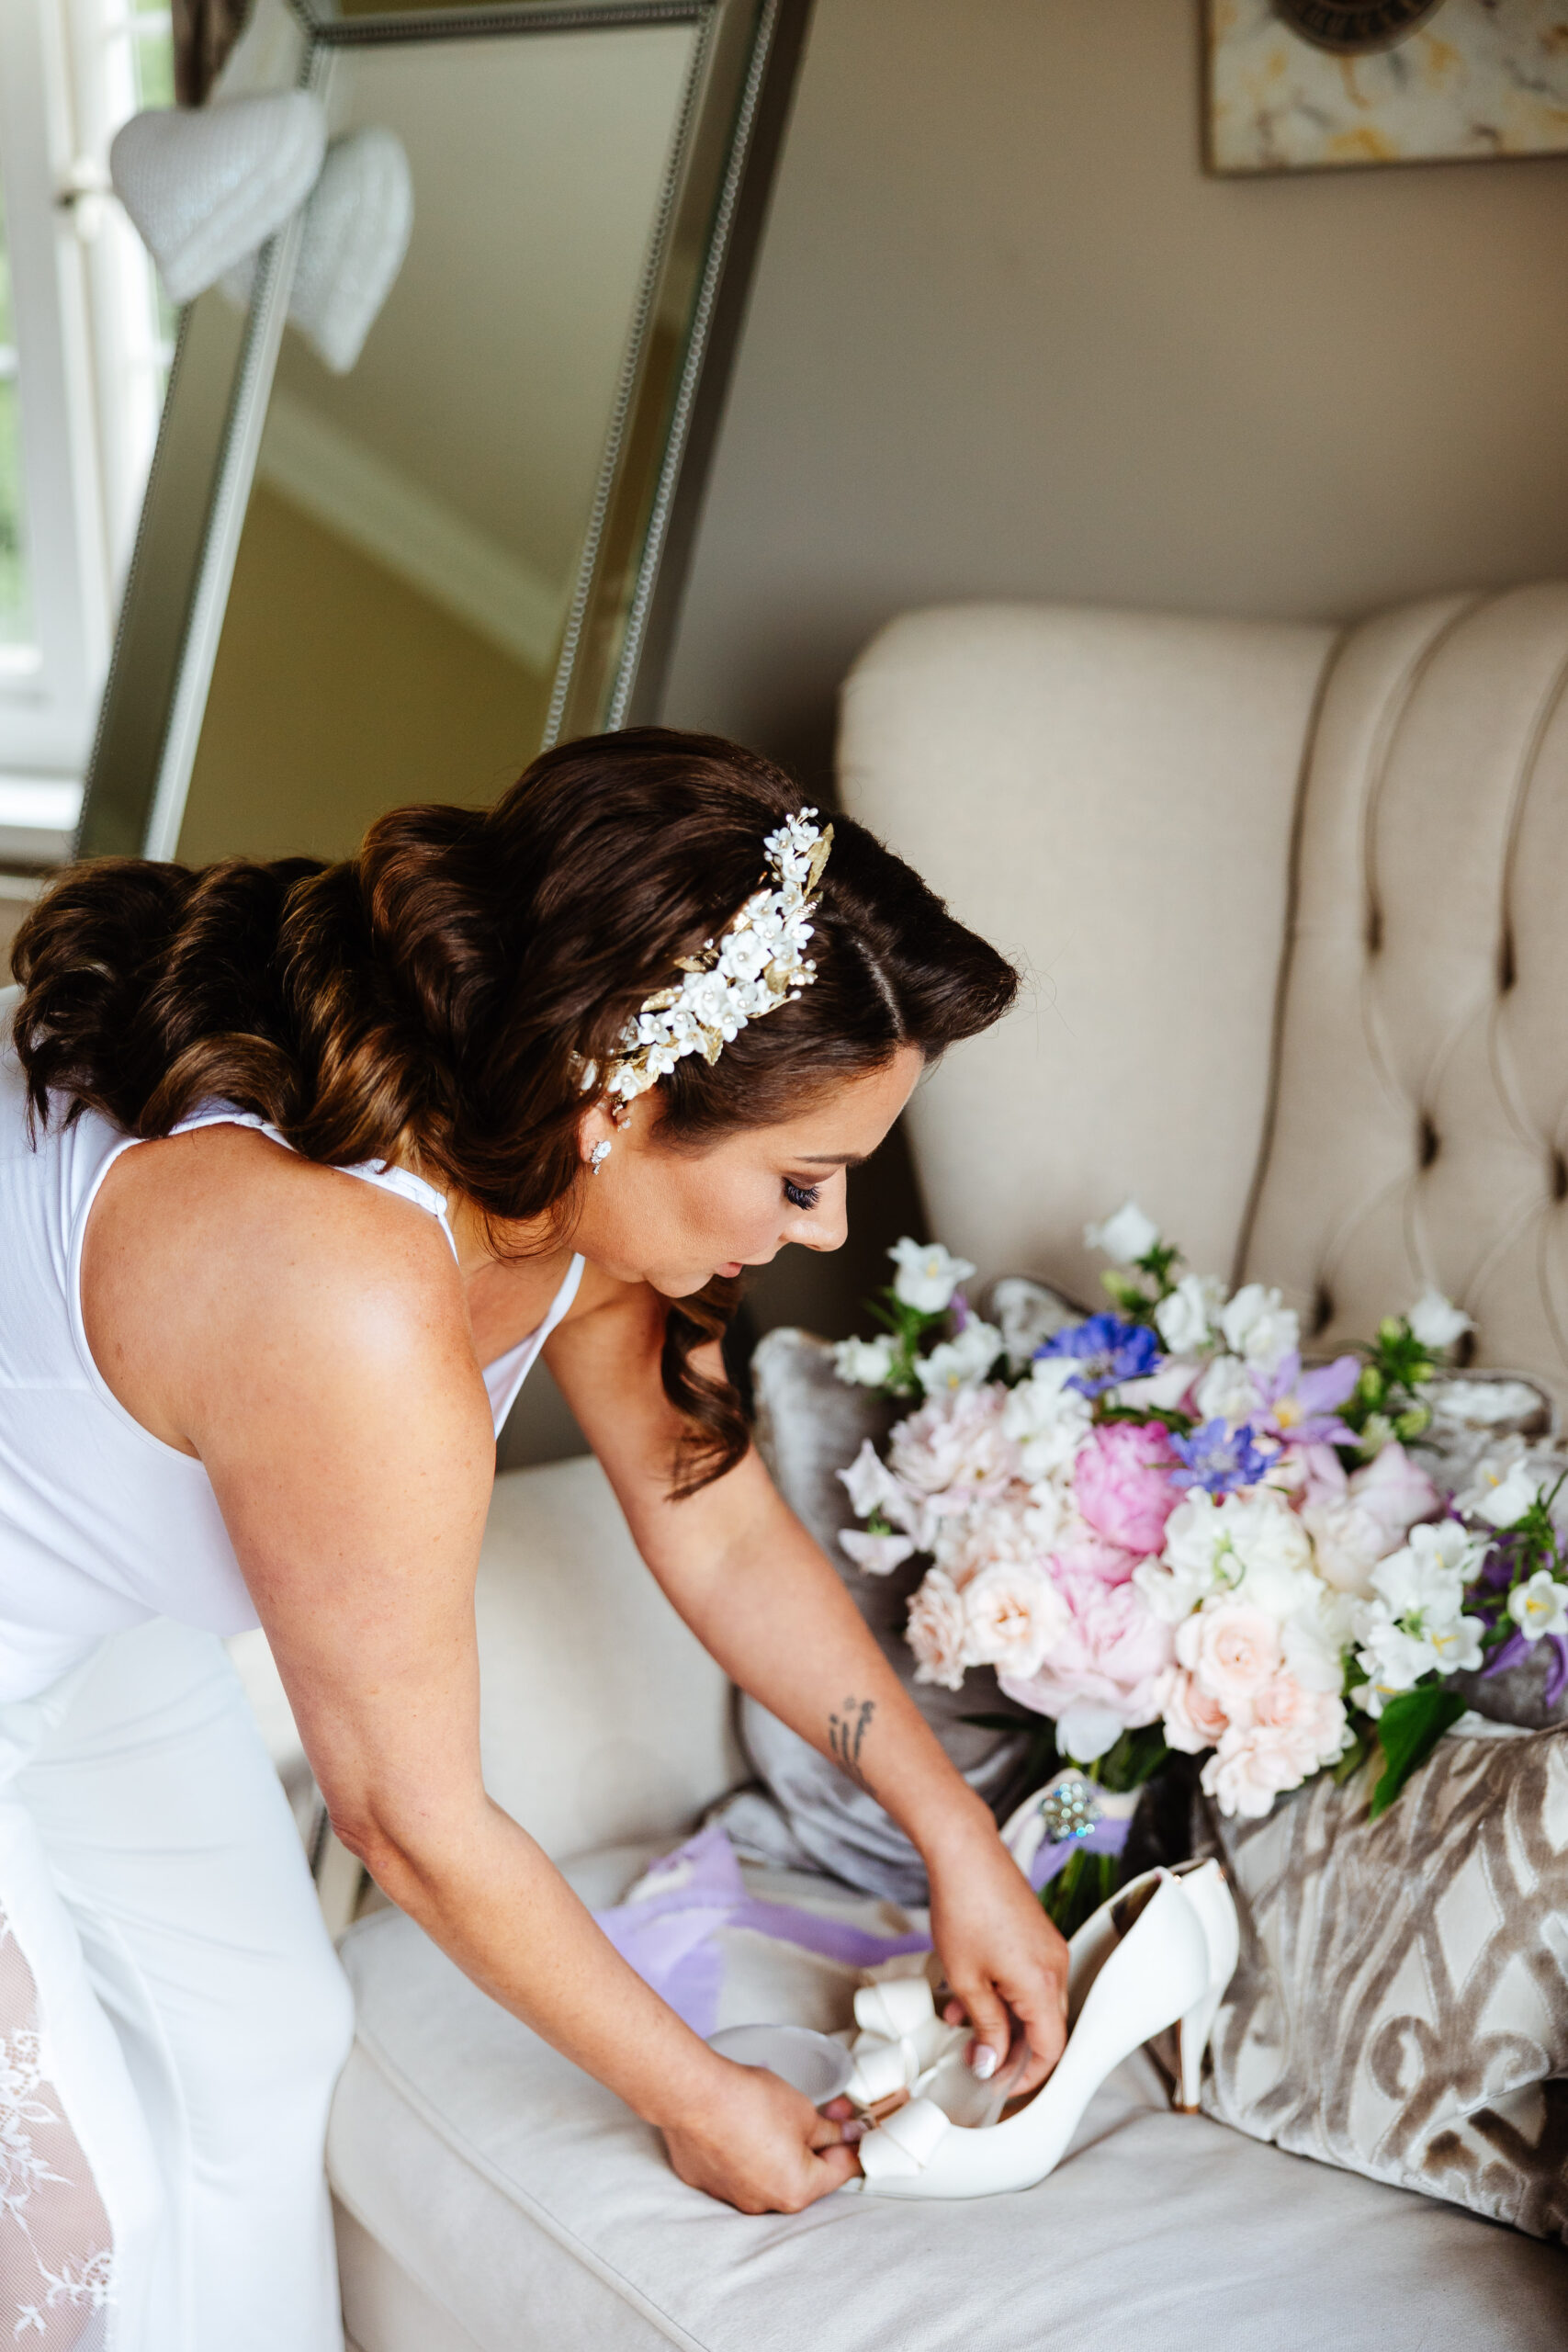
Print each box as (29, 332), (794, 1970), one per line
(175, 20), (698, 867)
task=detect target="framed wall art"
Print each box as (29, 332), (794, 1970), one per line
(1205, 0), (1568, 175)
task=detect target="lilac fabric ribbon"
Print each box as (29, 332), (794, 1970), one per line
(593, 1824), (931, 2037)
(1027, 1814), (1131, 1891)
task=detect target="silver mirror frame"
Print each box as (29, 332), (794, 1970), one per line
(78, 0), (810, 861)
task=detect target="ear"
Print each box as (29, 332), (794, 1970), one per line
(577, 1100), (616, 1166)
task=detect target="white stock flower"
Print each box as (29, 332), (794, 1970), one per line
(1194, 1354), (1261, 1428)
(1155, 1272), (1226, 1356)
(915, 1319), (1004, 1396)
(888, 1238), (976, 1314)
(1353, 1519), (1487, 1693)
(1084, 1201), (1161, 1264)
(1407, 1290), (1474, 1351)
(1152, 1489), (1316, 1623)
(990, 1276), (1075, 1369)
(1219, 1283), (1301, 1374)
(1508, 1570), (1568, 1644)
(838, 1438), (913, 1529)
(1000, 1357), (1093, 1481)
(832, 1333), (897, 1388)
(839, 1528), (918, 1576)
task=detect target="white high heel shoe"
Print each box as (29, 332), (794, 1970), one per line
(857, 1860), (1237, 2199)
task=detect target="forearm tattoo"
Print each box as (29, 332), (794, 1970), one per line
(829, 1695), (876, 1792)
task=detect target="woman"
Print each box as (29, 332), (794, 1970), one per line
(0, 729), (1067, 2350)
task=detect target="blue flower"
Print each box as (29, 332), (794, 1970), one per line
(1169, 1419), (1274, 1498)
(1036, 1313), (1161, 1398)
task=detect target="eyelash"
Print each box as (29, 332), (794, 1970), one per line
(784, 1179), (820, 1211)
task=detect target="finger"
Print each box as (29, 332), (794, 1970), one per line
(941, 1997), (966, 2028)
(1002, 1984), (1068, 2090)
(820, 2095), (856, 2122)
(809, 2109), (869, 2148)
(803, 2141), (863, 2200)
(952, 1976), (1013, 2075)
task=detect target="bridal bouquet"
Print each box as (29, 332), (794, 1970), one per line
(835, 1214), (1568, 1866)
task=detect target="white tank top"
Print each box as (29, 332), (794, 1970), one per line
(0, 1010), (582, 1703)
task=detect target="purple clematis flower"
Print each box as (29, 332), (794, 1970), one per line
(1036, 1313), (1161, 1398)
(1252, 1351), (1359, 1448)
(1169, 1419), (1276, 1497)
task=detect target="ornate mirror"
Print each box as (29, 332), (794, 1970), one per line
(78, 0), (807, 864)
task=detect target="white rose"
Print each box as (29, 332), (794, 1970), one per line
(961, 1560), (1070, 1679)
(1407, 1290), (1474, 1351)
(1194, 1354), (1260, 1428)
(907, 1569), (969, 1690)
(1155, 1272), (1226, 1356)
(915, 1319), (1003, 1396)
(1219, 1283), (1301, 1374)
(1223, 1492), (1315, 1610)
(1302, 1499), (1394, 1598)
(888, 1238), (977, 1314)
(833, 1333), (897, 1388)
(1508, 1569), (1568, 1643)
(1084, 1201), (1161, 1264)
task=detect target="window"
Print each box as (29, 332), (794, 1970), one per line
(0, 0), (173, 858)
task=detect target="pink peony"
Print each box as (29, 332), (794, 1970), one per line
(1047, 1524), (1143, 1587)
(1074, 1421), (1181, 1555)
(961, 1559), (1070, 1679)
(906, 1568), (968, 1690)
(1176, 1604), (1282, 1718)
(999, 1566), (1175, 1734)
(1348, 1442), (1440, 1548)
(1156, 1665), (1230, 1754)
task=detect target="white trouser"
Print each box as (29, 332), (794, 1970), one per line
(0, 1617), (355, 2350)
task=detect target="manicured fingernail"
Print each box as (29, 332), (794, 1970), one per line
(970, 2045), (998, 2080)
(841, 2118), (870, 2143)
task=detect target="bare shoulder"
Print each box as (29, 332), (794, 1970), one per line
(84, 1123), (478, 1454)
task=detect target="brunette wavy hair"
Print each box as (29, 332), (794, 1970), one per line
(11, 728), (1017, 1491)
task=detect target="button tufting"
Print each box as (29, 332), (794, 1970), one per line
(1553, 1152), (1568, 1204)
(1365, 905), (1382, 956)
(1418, 1116), (1439, 1170)
(1499, 931), (1517, 992)
(1312, 1283), (1333, 1335)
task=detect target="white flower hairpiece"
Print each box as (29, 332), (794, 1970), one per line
(582, 808), (834, 1121)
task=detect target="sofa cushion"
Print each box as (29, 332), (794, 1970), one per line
(475, 1456), (744, 1861)
(331, 1851), (1568, 2352)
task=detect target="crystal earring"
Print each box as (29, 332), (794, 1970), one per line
(589, 1140), (612, 1172)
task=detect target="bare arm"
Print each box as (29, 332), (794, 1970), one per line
(547, 1280), (1069, 2087)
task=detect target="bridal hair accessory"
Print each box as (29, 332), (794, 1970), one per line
(581, 809), (833, 1124)
(588, 1141), (612, 1172)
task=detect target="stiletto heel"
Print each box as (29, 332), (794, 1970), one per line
(1168, 1860), (1239, 2114)
(858, 1865), (1238, 2199)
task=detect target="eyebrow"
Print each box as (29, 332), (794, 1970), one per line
(795, 1152), (867, 1169)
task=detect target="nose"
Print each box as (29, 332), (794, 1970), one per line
(794, 1197), (848, 1255)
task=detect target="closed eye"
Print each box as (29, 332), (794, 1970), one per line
(784, 1179), (820, 1211)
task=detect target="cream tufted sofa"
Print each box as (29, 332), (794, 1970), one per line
(327, 588), (1568, 2350)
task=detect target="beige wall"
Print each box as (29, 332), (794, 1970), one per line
(665, 0), (1568, 771)
(661, 0), (1568, 1345)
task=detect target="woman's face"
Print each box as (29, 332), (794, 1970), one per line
(571, 1046), (924, 1297)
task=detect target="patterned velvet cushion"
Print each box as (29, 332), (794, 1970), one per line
(715, 1326), (1043, 1903)
(1195, 1721), (1568, 2240)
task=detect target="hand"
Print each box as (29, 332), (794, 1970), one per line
(925, 1822), (1069, 2096)
(657, 2055), (864, 2213)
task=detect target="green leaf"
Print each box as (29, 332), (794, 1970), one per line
(1368, 1686), (1467, 1820)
